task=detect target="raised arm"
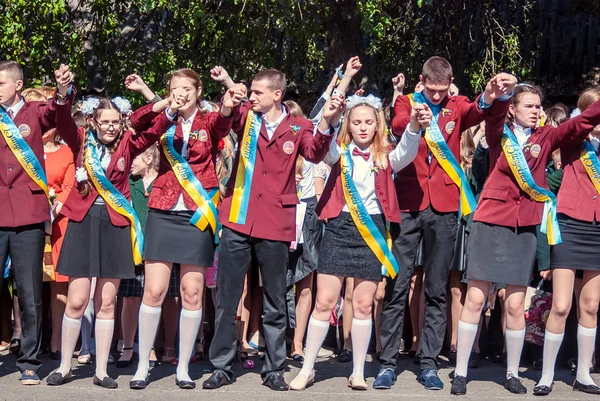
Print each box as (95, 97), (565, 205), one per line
(389, 102), (428, 173)
(124, 74), (161, 103)
(551, 99), (600, 150)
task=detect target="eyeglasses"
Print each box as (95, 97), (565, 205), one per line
(94, 119), (122, 130)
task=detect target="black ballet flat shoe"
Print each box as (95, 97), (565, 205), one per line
(9, 338), (21, 354)
(46, 371), (72, 386)
(176, 378), (196, 389)
(129, 374), (149, 390)
(291, 353), (304, 362)
(573, 380), (600, 394)
(504, 377), (527, 394)
(93, 375), (118, 389)
(202, 370), (233, 390)
(533, 383), (553, 396)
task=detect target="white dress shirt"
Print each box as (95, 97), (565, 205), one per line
(513, 123), (532, 148)
(325, 126), (420, 215)
(4, 97), (25, 119)
(262, 107), (287, 140)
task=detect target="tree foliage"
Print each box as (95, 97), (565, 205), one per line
(0, 0), (598, 105)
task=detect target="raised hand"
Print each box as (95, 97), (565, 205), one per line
(392, 73), (405, 93)
(322, 94), (346, 123)
(327, 64), (344, 90)
(168, 87), (189, 113)
(409, 103), (432, 132)
(55, 64), (74, 96)
(210, 66), (230, 82)
(124, 74), (148, 92)
(485, 73), (518, 101)
(344, 56), (362, 78)
(222, 86), (246, 109)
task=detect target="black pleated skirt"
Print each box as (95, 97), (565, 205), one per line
(144, 209), (215, 267)
(551, 214), (600, 270)
(465, 222), (536, 287)
(318, 211), (386, 282)
(57, 204), (135, 279)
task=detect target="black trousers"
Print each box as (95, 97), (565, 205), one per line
(379, 206), (457, 370)
(209, 227), (289, 378)
(0, 224), (45, 373)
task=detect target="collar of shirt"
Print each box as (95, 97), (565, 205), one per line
(513, 122), (532, 147)
(5, 97), (25, 118)
(349, 141), (373, 162)
(262, 106), (287, 139)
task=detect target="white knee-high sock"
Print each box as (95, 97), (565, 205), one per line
(505, 328), (526, 379)
(576, 325), (597, 386)
(94, 318), (114, 379)
(455, 320), (478, 377)
(537, 330), (564, 387)
(56, 316), (82, 376)
(132, 303), (161, 381)
(177, 308), (202, 382)
(351, 318), (372, 378)
(299, 317), (330, 377)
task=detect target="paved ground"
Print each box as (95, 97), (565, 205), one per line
(0, 351), (598, 401)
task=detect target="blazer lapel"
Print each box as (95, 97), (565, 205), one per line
(267, 114), (292, 146)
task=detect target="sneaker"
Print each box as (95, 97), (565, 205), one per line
(418, 368), (443, 390)
(373, 368), (396, 389)
(450, 374), (467, 395)
(21, 370), (40, 385)
(504, 376), (527, 394)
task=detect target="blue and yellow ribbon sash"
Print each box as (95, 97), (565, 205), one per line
(580, 141), (600, 194)
(408, 92), (477, 218)
(501, 124), (561, 245)
(161, 125), (219, 232)
(0, 107), (50, 203)
(229, 110), (261, 224)
(340, 143), (399, 278)
(84, 131), (144, 264)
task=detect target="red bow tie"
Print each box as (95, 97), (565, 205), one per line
(352, 147), (370, 161)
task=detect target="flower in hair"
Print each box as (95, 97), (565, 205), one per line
(112, 96), (132, 115)
(218, 139), (225, 151)
(345, 94), (383, 110)
(75, 167), (89, 182)
(81, 97), (100, 115)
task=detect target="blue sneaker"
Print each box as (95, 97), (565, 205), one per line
(373, 368), (396, 389)
(418, 368), (443, 390)
(21, 370), (40, 385)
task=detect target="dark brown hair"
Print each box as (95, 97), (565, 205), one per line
(79, 98), (125, 197)
(507, 83), (543, 124)
(545, 105), (568, 128)
(253, 69), (287, 97)
(421, 56), (453, 82)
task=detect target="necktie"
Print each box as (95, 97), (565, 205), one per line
(352, 147), (370, 161)
(7, 109), (14, 120)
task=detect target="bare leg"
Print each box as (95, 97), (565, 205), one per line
(342, 278), (354, 352)
(50, 281), (68, 352)
(119, 296), (141, 362)
(374, 278), (386, 354)
(292, 272), (314, 357)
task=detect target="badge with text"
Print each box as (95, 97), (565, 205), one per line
(198, 129), (208, 142)
(117, 157), (126, 172)
(18, 124), (31, 138)
(283, 141), (295, 155)
(530, 144), (541, 158)
(445, 121), (456, 135)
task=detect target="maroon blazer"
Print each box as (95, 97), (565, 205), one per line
(317, 160), (400, 223)
(0, 97), (72, 228)
(556, 100), (600, 222)
(474, 100), (600, 227)
(219, 103), (333, 242)
(56, 102), (174, 227)
(391, 94), (506, 213)
(130, 104), (232, 211)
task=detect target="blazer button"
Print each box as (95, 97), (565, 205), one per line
(379, 192), (383, 196)
(263, 170), (267, 175)
(594, 195), (598, 200)
(8, 185), (13, 190)
(257, 194), (262, 199)
(385, 207), (389, 211)
(428, 175), (432, 179)
(383, 199), (387, 204)
(8, 165), (13, 171)
(376, 184), (381, 189)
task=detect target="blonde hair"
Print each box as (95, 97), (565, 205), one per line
(460, 127), (476, 170)
(284, 100), (305, 117)
(22, 88), (47, 102)
(338, 104), (389, 169)
(578, 88), (600, 113)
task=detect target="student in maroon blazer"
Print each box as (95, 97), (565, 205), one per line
(46, 82), (177, 388)
(375, 55), (516, 391)
(128, 69), (244, 391)
(289, 94), (424, 391)
(204, 69), (340, 392)
(0, 61), (74, 385)
(535, 89), (600, 396)
(451, 84), (600, 396)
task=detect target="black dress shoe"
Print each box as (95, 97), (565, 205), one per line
(262, 372), (289, 391)
(176, 378), (196, 389)
(504, 376), (527, 394)
(337, 349), (352, 362)
(573, 380), (600, 394)
(93, 375), (118, 389)
(533, 383), (553, 396)
(46, 371), (72, 386)
(450, 374), (467, 395)
(202, 370), (232, 389)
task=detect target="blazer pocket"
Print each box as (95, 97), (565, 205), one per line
(280, 193), (300, 207)
(444, 175), (455, 186)
(482, 188), (508, 202)
(29, 182), (44, 194)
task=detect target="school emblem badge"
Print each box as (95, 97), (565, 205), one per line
(445, 121), (456, 134)
(18, 124), (31, 138)
(283, 141), (295, 155)
(198, 129), (208, 142)
(530, 144), (541, 158)
(117, 157), (126, 172)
